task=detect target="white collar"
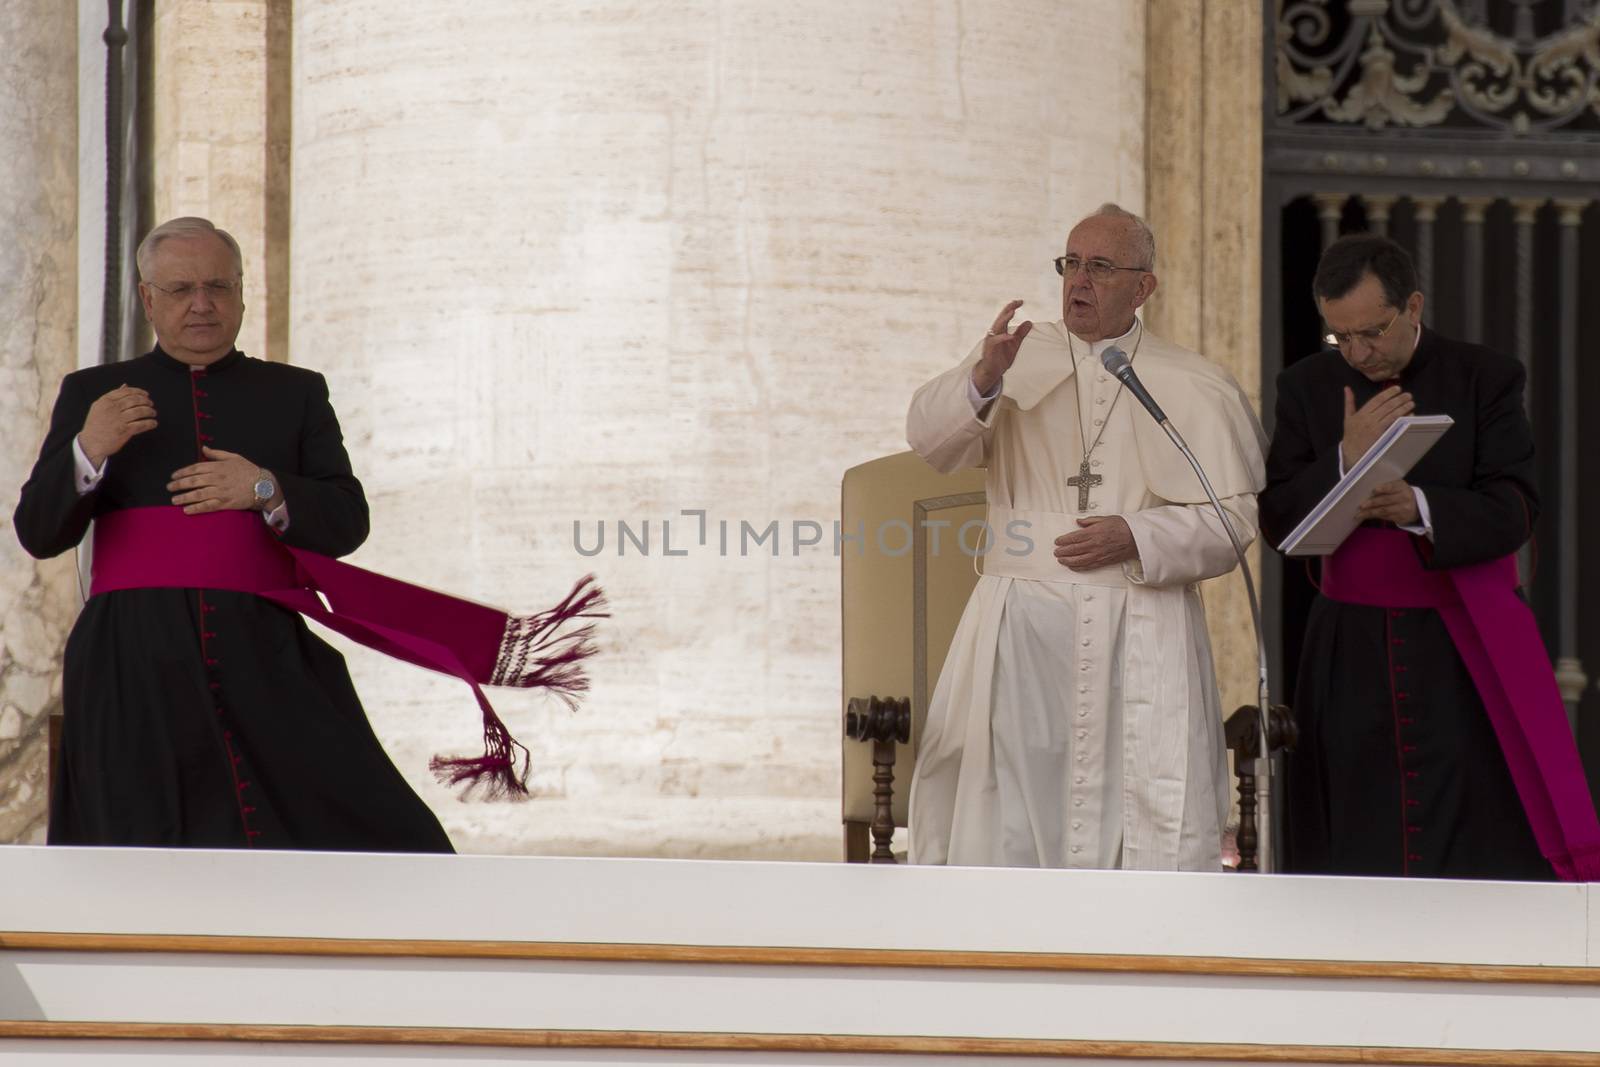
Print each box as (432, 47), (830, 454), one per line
(1069, 318), (1142, 366)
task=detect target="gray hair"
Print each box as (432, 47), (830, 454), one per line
(135, 217), (244, 279)
(1087, 202), (1155, 271)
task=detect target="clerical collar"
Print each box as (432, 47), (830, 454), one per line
(151, 345), (244, 373)
(1403, 324), (1436, 378)
(1386, 323), (1427, 382)
(1069, 319), (1141, 366)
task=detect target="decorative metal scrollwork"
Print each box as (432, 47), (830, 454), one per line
(1277, 0), (1600, 134)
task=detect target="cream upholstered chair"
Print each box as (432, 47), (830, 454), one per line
(840, 451), (985, 862)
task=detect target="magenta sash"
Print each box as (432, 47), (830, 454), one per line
(1322, 528), (1600, 881)
(90, 506), (606, 799)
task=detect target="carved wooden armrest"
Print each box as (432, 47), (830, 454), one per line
(1223, 704), (1297, 873)
(844, 696), (910, 864)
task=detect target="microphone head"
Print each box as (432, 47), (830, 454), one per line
(1100, 346), (1131, 376)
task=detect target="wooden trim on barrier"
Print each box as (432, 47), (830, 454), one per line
(0, 1021), (1598, 1063)
(1, 931), (1598, 986)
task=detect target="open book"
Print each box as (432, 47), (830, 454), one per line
(1277, 414), (1454, 557)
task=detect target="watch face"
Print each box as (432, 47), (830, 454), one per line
(254, 478), (275, 500)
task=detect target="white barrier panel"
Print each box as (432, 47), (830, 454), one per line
(0, 847), (1596, 1064)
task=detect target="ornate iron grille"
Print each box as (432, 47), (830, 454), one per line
(1278, 0), (1600, 136)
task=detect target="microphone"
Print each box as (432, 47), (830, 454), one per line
(1101, 346), (1168, 425)
(1100, 344), (1283, 870)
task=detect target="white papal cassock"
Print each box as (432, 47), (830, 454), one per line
(906, 318), (1267, 871)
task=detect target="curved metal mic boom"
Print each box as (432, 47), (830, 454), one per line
(1101, 345), (1278, 870)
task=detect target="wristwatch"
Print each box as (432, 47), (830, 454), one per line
(252, 469), (278, 508)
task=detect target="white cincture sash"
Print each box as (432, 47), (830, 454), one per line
(979, 507), (1133, 587)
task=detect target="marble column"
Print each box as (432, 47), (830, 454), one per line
(1511, 198), (1543, 410)
(148, 0), (291, 362)
(1553, 200), (1590, 722)
(1412, 196), (1444, 326)
(1312, 193), (1347, 250)
(0, 0), (79, 843)
(1459, 196), (1494, 344)
(292, 0), (1148, 858)
(1363, 194), (1398, 237)
(1145, 0), (1264, 720)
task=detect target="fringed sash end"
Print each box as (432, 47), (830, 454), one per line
(489, 575), (609, 708)
(433, 575), (608, 801)
(430, 716), (532, 801)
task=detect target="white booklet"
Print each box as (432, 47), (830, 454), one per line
(1277, 414), (1455, 557)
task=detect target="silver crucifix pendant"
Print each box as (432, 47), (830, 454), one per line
(1067, 457), (1102, 511)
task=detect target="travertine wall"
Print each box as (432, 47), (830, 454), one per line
(149, 0), (291, 362)
(0, 0), (79, 843)
(1143, 0), (1264, 720)
(291, 0), (1148, 857)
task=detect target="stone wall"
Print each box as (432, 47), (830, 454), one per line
(0, 0), (79, 843)
(291, 0), (1148, 857)
(1144, 0), (1264, 720)
(149, 0), (291, 363)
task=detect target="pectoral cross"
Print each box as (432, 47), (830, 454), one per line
(1068, 458), (1102, 511)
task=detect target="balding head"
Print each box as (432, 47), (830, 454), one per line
(136, 217), (243, 280)
(1059, 204), (1159, 343)
(135, 217), (246, 366)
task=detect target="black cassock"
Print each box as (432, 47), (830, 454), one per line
(1260, 328), (1550, 880)
(14, 346), (453, 852)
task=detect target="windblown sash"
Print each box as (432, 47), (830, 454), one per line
(1322, 527), (1600, 881)
(90, 506), (606, 799)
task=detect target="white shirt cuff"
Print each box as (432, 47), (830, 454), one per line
(1399, 488), (1433, 540)
(71, 436), (107, 495)
(264, 501), (290, 533)
(967, 373), (1002, 412)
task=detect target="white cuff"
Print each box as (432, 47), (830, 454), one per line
(967, 373), (1001, 412)
(263, 501), (290, 533)
(1398, 487), (1433, 541)
(71, 436), (107, 495)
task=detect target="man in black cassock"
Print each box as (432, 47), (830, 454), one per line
(14, 216), (452, 852)
(1260, 234), (1552, 880)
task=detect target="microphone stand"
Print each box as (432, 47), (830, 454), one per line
(1104, 351), (1279, 870)
(1157, 420), (1277, 870)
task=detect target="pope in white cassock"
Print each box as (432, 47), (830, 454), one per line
(906, 204), (1268, 871)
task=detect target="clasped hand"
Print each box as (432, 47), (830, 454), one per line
(167, 447), (270, 515)
(1357, 479), (1420, 526)
(1054, 515), (1139, 570)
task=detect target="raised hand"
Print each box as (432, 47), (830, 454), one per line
(1341, 385), (1414, 468)
(78, 385), (157, 466)
(971, 300), (1034, 396)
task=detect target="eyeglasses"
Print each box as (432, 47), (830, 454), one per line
(1322, 307), (1402, 349)
(1054, 255), (1147, 281)
(146, 279), (242, 301)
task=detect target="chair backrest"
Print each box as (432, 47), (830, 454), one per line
(841, 452), (985, 850)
